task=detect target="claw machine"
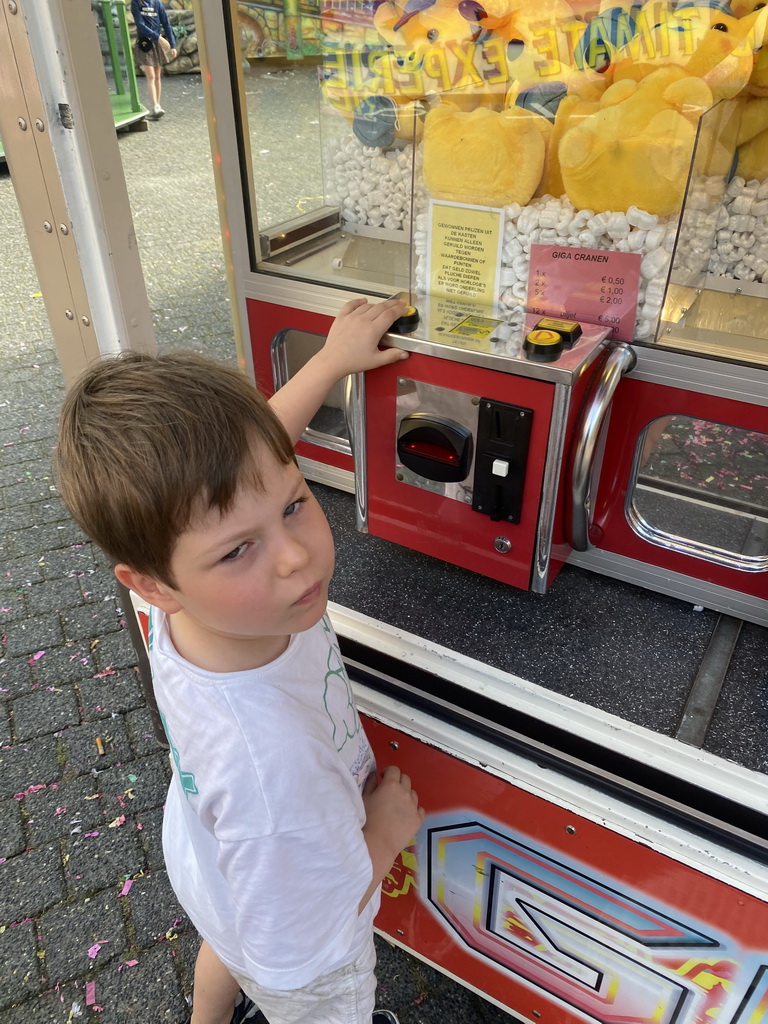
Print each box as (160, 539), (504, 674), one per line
(193, 2), (768, 1021)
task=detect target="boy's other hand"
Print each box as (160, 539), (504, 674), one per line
(320, 297), (410, 379)
(363, 764), (426, 862)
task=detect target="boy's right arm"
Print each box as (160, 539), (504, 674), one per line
(358, 765), (425, 913)
(268, 297), (409, 446)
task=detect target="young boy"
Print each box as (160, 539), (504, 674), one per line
(54, 297), (426, 1024)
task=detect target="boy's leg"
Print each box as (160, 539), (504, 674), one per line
(233, 936), (377, 1024)
(190, 940), (242, 1024)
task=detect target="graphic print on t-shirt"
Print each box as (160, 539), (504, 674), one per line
(322, 615), (360, 753)
(320, 617), (376, 792)
(159, 709), (199, 798)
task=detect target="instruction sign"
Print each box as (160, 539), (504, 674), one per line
(527, 244), (641, 342)
(427, 201), (503, 304)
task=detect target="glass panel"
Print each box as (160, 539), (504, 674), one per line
(629, 416), (768, 570)
(237, 0), (768, 366)
(272, 329), (350, 447)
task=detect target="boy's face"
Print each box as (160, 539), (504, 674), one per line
(146, 450), (335, 670)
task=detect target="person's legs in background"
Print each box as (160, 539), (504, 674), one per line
(144, 64), (163, 116)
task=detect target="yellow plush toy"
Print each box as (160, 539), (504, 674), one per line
(610, 4), (768, 101)
(423, 102), (548, 205)
(547, 1), (768, 214)
(732, 5), (768, 182)
(557, 66), (714, 214)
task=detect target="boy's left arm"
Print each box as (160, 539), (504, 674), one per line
(268, 297), (409, 445)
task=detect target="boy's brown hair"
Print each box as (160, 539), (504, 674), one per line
(54, 351), (295, 588)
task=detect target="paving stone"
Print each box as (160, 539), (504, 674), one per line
(0, 437), (52, 467)
(126, 869), (189, 945)
(0, 552), (45, 588)
(0, 796), (26, 859)
(81, 943), (189, 1024)
(0, 985), (93, 1024)
(0, 590), (28, 625)
(0, 919), (42, 1010)
(56, 718), (133, 775)
(24, 774), (102, 846)
(173, 928), (202, 997)
(2, 612), (64, 658)
(0, 655), (35, 697)
(0, 735), (62, 798)
(80, 568), (120, 604)
(39, 890), (127, 984)
(0, 506), (41, 537)
(126, 706), (168, 757)
(41, 543), (96, 582)
(77, 666), (144, 720)
(0, 844), (64, 924)
(32, 642), (96, 686)
(97, 754), (170, 818)
(62, 600), (123, 643)
(25, 575), (85, 616)
(9, 520), (87, 558)
(92, 628), (140, 673)
(12, 684), (81, 741)
(35, 496), (75, 525)
(0, 701), (11, 747)
(136, 805), (166, 870)
(2, 473), (56, 507)
(64, 824), (145, 897)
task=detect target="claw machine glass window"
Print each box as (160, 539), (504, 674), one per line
(240, 3), (416, 297)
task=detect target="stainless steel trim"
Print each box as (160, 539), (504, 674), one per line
(632, 345), (768, 405)
(625, 500), (768, 573)
(271, 328), (290, 390)
(531, 384), (570, 593)
(570, 344), (637, 552)
(298, 457), (354, 494)
(271, 328), (352, 457)
(348, 372), (369, 532)
(566, 547), (768, 626)
(329, 602), (768, 836)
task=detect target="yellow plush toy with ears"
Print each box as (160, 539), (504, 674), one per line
(557, 66), (714, 215)
(550, 2), (768, 214)
(423, 102), (548, 206)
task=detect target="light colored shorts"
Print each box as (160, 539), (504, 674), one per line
(231, 935), (377, 1024)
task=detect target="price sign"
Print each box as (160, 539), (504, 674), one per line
(526, 245), (641, 341)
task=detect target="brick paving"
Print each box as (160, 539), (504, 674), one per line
(0, 70), (512, 1024)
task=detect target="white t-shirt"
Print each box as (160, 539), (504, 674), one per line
(150, 611), (379, 991)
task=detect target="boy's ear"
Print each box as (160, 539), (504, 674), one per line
(114, 564), (183, 615)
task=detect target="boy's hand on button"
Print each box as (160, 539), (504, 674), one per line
(320, 297), (410, 379)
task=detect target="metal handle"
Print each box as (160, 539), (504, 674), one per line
(569, 343), (637, 552)
(343, 372), (369, 532)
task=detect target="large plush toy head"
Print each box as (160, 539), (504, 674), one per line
(610, 2), (768, 101)
(423, 102), (548, 205)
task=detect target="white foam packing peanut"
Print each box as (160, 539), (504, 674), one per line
(707, 174), (768, 283)
(324, 136), (425, 235)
